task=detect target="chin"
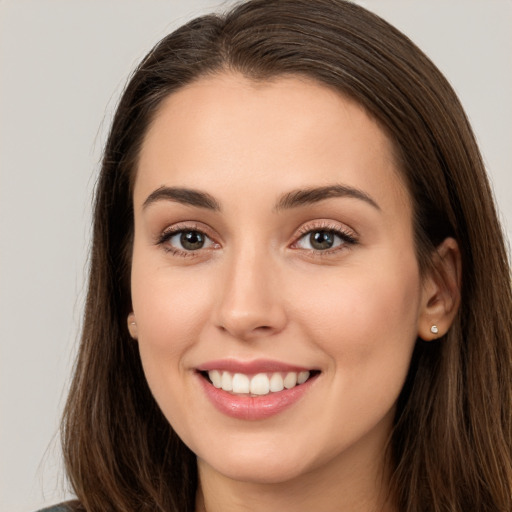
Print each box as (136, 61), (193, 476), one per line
(208, 457), (309, 485)
(196, 437), (319, 485)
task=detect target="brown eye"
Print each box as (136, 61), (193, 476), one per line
(309, 231), (335, 250)
(162, 229), (216, 253)
(180, 231), (205, 250)
(294, 227), (357, 253)
(297, 230), (340, 251)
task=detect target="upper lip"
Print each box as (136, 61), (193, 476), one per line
(196, 358), (315, 374)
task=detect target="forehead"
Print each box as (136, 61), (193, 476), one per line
(135, 72), (410, 215)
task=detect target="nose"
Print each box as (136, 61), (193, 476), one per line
(214, 246), (287, 341)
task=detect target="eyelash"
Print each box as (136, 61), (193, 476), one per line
(156, 221), (358, 258)
(293, 222), (358, 255)
(156, 223), (217, 258)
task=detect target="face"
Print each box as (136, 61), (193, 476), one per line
(131, 73), (426, 485)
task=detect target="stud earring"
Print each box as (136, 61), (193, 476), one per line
(127, 313), (138, 339)
(430, 325), (439, 335)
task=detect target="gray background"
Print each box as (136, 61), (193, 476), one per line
(1, 1), (510, 510)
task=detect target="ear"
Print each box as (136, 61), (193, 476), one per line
(127, 312), (138, 340)
(418, 237), (461, 341)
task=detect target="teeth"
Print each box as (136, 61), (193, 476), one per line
(207, 370), (311, 396)
(269, 373), (284, 392)
(284, 372), (297, 389)
(221, 371), (233, 391)
(250, 373), (270, 395)
(209, 370), (222, 388)
(298, 371), (309, 384)
(232, 373), (250, 394)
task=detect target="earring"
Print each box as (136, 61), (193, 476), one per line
(127, 313), (138, 339)
(430, 325), (439, 335)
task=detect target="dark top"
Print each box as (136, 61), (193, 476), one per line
(36, 502), (80, 512)
(36, 507), (71, 512)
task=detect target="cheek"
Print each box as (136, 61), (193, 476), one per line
(290, 255), (422, 370)
(283, 256), (422, 452)
(130, 263), (216, 432)
(130, 256), (215, 376)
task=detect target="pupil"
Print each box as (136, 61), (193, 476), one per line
(310, 231), (334, 250)
(180, 231), (204, 250)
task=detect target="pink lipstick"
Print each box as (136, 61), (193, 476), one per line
(196, 359), (319, 421)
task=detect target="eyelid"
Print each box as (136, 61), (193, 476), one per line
(155, 221), (220, 256)
(295, 219), (358, 238)
(154, 219), (357, 257)
(291, 220), (359, 252)
(156, 221), (217, 240)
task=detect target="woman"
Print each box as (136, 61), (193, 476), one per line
(42, 0), (512, 510)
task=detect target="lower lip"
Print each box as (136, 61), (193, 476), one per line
(197, 373), (318, 421)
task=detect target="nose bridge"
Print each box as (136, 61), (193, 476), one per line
(215, 238), (286, 339)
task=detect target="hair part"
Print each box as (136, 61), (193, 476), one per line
(62, 1), (512, 511)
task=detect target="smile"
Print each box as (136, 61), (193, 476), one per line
(196, 360), (320, 420)
(205, 370), (312, 396)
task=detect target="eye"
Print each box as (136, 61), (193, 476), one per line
(296, 230), (342, 250)
(293, 226), (357, 252)
(159, 228), (216, 253)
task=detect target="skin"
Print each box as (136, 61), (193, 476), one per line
(129, 73), (460, 512)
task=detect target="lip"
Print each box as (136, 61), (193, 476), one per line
(196, 360), (319, 421)
(196, 358), (313, 374)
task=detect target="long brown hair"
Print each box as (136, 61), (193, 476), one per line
(62, 1), (512, 510)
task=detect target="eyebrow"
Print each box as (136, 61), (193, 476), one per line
(142, 186), (221, 211)
(274, 184), (380, 211)
(142, 183), (379, 213)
